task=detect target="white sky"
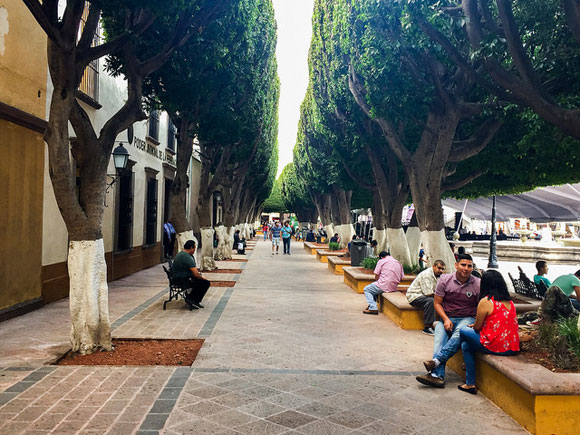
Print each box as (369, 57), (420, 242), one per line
(272, 0), (315, 176)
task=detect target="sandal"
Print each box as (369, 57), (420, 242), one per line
(457, 384), (477, 395)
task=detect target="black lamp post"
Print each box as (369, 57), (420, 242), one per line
(487, 195), (499, 269)
(106, 143), (130, 193)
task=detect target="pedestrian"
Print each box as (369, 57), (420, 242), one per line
(163, 219), (177, 259)
(262, 222), (269, 241)
(281, 221), (292, 254)
(270, 221), (281, 255)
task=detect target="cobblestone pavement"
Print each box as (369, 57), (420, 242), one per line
(0, 240), (528, 434)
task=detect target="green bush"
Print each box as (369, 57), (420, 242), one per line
(328, 241), (341, 251)
(403, 264), (422, 275)
(537, 320), (580, 371)
(362, 256), (378, 270)
(558, 316), (580, 361)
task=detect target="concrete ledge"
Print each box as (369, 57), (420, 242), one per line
(379, 292), (423, 330)
(446, 352), (580, 434)
(315, 249), (346, 264)
(343, 267), (374, 294)
(327, 256), (350, 275)
(304, 241), (327, 255)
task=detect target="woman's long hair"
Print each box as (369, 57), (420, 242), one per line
(480, 270), (511, 302)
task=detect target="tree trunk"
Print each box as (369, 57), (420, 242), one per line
(406, 211), (421, 266)
(169, 117), (194, 234)
(214, 225), (228, 260)
(199, 227), (217, 270)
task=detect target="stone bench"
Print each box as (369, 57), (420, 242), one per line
(343, 267), (374, 294)
(327, 256), (350, 275)
(304, 241), (327, 255)
(315, 249), (346, 263)
(446, 352), (580, 434)
(379, 292), (424, 330)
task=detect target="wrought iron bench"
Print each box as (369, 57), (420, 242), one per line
(162, 262), (195, 310)
(508, 266), (544, 301)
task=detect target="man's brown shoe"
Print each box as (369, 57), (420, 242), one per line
(363, 309), (379, 315)
(423, 360), (437, 372)
(415, 373), (445, 388)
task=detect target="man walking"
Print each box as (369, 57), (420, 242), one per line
(406, 260), (446, 335)
(362, 251), (403, 315)
(270, 221), (282, 255)
(281, 221), (292, 255)
(172, 240), (210, 309)
(416, 254), (480, 388)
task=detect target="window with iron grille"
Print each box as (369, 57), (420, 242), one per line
(78, 3), (99, 102)
(167, 118), (176, 152)
(148, 110), (160, 142)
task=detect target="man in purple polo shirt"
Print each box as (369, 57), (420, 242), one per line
(363, 251), (403, 315)
(416, 253), (480, 388)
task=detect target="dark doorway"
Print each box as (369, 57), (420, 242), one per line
(116, 169), (134, 251)
(145, 177), (158, 245)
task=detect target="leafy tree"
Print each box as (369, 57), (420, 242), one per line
(279, 163), (318, 225)
(262, 177), (287, 213)
(22, 0), (228, 353)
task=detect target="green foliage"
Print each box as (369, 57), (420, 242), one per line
(262, 177), (287, 213)
(328, 241), (341, 251)
(403, 264), (422, 275)
(362, 256), (378, 270)
(558, 317), (580, 362)
(537, 321), (580, 371)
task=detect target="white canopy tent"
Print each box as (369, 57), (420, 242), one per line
(443, 183), (580, 223)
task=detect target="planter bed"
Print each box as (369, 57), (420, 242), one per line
(304, 241), (328, 255)
(379, 292), (424, 330)
(445, 352), (580, 435)
(343, 267), (374, 294)
(316, 249), (347, 263)
(327, 256), (351, 275)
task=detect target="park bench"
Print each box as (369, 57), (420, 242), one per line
(379, 292), (424, 330)
(162, 262), (195, 311)
(508, 266), (546, 300)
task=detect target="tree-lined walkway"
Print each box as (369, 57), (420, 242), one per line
(0, 240), (526, 434)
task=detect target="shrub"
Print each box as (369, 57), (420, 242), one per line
(362, 256), (378, 270)
(328, 241), (341, 251)
(558, 316), (580, 361)
(537, 320), (580, 371)
(403, 264), (422, 275)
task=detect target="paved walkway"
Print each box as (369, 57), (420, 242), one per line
(0, 240), (528, 434)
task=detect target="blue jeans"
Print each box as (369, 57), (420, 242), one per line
(432, 317), (475, 379)
(460, 326), (517, 385)
(263, 231), (268, 240)
(364, 283), (383, 310)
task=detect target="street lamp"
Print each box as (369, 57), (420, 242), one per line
(487, 195), (499, 269)
(106, 143), (130, 193)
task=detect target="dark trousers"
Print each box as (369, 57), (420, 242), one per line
(410, 296), (435, 327)
(164, 234), (175, 258)
(185, 277), (210, 304)
(283, 237), (291, 253)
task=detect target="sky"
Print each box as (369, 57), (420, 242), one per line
(272, 0), (315, 177)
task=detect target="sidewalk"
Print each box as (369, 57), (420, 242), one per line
(0, 241), (528, 434)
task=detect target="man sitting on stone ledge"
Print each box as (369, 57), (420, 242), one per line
(406, 260), (446, 336)
(551, 270), (580, 310)
(363, 251), (403, 315)
(415, 254), (480, 388)
(172, 240), (210, 309)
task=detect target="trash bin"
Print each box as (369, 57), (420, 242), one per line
(350, 240), (369, 267)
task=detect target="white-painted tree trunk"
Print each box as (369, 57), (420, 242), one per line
(225, 226), (236, 259)
(214, 225), (228, 260)
(323, 224), (334, 242)
(335, 223), (355, 249)
(68, 239), (112, 354)
(243, 223), (252, 240)
(406, 226), (422, 266)
(373, 228), (387, 253)
(200, 227), (217, 270)
(421, 229), (456, 270)
(387, 228), (412, 266)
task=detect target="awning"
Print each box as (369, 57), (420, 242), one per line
(443, 183), (580, 223)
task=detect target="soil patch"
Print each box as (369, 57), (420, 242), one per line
(56, 339), (204, 366)
(358, 267), (374, 275)
(209, 281), (236, 287)
(205, 269), (243, 274)
(519, 330), (579, 373)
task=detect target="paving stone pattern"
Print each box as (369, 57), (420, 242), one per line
(0, 240), (528, 434)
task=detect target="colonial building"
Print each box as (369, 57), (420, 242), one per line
(0, 1), (206, 320)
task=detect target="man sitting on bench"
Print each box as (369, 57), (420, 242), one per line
(172, 240), (210, 309)
(406, 260), (446, 335)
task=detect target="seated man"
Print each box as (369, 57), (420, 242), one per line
(533, 260), (552, 287)
(552, 270), (580, 310)
(172, 240), (210, 309)
(330, 233), (340, 244)
(363, 251), (404, 315)
(416, 254), (480, 388)
(406, 260), (446, 335)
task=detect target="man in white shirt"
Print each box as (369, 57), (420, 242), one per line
(406, 260), (446, 335)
